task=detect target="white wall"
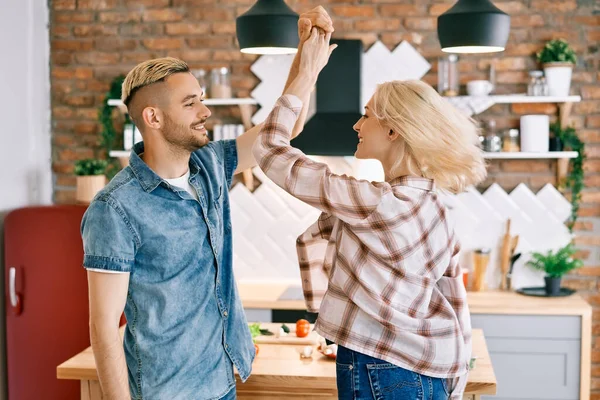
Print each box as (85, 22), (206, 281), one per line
(0, 0), (52, 398)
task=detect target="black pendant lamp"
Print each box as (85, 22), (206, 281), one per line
(437, 0), (510, 54)
(236, 0), (299, 55)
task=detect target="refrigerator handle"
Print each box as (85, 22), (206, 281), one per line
(9, 267), (22, 316)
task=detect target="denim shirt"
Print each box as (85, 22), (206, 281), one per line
(81, 141), (255, 400)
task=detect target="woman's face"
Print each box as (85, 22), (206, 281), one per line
(352, 96), (391, 161)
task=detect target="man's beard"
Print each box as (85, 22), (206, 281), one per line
(161, 113), (209, 153)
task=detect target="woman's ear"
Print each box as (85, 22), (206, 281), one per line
(388, 129), (400, 142)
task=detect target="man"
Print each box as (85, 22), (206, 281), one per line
(81, 7), (333, 400)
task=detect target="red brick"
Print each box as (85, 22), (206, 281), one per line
(531, 0), (577, 12)
(52, 26), (71, 38)
(53, 0), (76, 10)
(51, 67), (94, 80)
(56, 175), (77, 187)
(562, 278), (596, 291)
(533, 30), (581, 44)
(355, 19), (402, 32)
(212, 22), (236, 34)
(179, 50), (213, 62)
(379, 4), (420, 16)
(75, 108), (100, 120)
(119, 24), (164, 36)
(478, 57), (528, 71)
(54, 133), (76, 147)
(73, 25), (118, 37)
(587, 145), (600, 159)
(143, 9), (184, 22)
(98, 12), (141, 24)
(341, 33), (378, 48)
(52, 52), (73, 66)
(573, 221), (595, 232)
(77, 0), (118, 10)
(495, 1), (526, 14)
(529, 175), (557, 190)
(510, 103), (558, 115)
(574, 235), (600, 247)
(504, 43), (540, 57)
(501, 160), (550, 173)
(172, 0), (217, 4)
(496, 71), (528, 84)
(572, 72), (595, 84)
(75, 52), (121, 65)
(142, 38), (183, 50)
(574, 16), (600, 26)
(57, 148), (95, 161)
(404, 17), (436, 30)
(428, 4), (452, 16)
(52, 40), (94, 51)
(587, 31), (600, 43)
(331, 6), (375, 18)
(165, 23), (211, 35)
(507, 29), (529, 44)
(125, 0), (170, 7)
(52, 162), (75, 174)
(231, 76), (257, 90)
(64, 94), (96, 107)
(212, 50), (246, 62)
(95, 38), (137, 52)
(380, 33), (422, 49)
(511, 14), (545, 28)
(74, 122), (99, 135)
(579, 204), (600, 217)
(188, 7), (235, 21)
(582, 191), (600, 204)
(582, 86), (600, 100)
(52, 106), (75, 119)
(579, 130), (600, 143)
(54, 12), (94, 23)
(187, 36), (232, 49)
(588, 116), (600, 128)
(122, 52), (163, 64)
(54, 190), (77, 205)
(574, 249), (592, 261)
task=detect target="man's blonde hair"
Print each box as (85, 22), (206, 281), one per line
(121, 57), (189, 106)
(372, 80), (487, 193)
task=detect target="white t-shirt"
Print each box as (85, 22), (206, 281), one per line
(86, 170), (198, 274)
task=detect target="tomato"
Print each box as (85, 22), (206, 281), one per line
(296, 319), (310, 338)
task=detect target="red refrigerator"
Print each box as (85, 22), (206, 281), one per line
(4, 205), (90, 400)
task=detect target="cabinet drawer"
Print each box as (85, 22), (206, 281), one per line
(482, 337), (580, 400)
(471, 314), (581, 340)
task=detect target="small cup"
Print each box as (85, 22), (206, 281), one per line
(467, 80), (494, 96)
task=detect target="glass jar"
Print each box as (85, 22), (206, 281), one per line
(502, 128), (520, 152)
(527, 70), (543, 96)
(210, 67), (232, 99)
(482, 119), (502, 152)
(192, 69), (208, 97)
(438, 54), (459, 97)
(539, 76), (549, 96)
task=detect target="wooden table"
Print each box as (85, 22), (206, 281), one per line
(57, 324), (496, 400)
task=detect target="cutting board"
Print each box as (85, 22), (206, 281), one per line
(250, 322), (321, 345)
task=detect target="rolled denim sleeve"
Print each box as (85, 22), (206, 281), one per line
(208, 139), (238, 187)
(81, 199), (137, 272)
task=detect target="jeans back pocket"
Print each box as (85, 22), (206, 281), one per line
(366, 363), (423, 400)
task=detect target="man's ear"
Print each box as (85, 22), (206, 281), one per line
(141, 107), (162, 130)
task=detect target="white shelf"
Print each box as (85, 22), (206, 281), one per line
(107, 98), (257, 107)
(109, 150), (130, 158)
(490, 95), (581, 104)
(483, 151), (578, 159)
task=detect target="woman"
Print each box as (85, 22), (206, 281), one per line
(253, 27), (486, 400)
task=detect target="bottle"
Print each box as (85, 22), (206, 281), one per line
(438, 54), (459, 97)
(502, 129), (520, 152)
(210, 67), (232, 99)
(192, 69), (208, 98)
(123, 114), (135, 150)
(527, 70), (543, 96)
(482, 119), (502, 152)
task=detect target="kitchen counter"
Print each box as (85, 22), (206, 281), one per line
(57, 324), (496, 400)
(237, 282), (593, 316)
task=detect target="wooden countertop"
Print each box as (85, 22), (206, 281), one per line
(57, 324), (496, 396)
(238, 282), (592, 316)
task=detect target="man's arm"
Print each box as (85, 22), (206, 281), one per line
(234, 6), (334, 174)
(88, 271), (131, 400)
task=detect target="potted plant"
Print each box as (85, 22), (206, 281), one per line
(75, 159), (108, 204)
(526, 243), (583, 296)
(536, 39), (577, 97)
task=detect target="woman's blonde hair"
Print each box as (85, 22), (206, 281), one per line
(121, 57), (189, 106)
(372, 80), (487, 193)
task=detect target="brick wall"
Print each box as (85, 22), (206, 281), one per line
(49, 0), (600, 393)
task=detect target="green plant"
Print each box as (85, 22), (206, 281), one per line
(74, 159), (109, 176)
(536, 39), (577, 65)
(551, 122), (585, 231)
(526, 243), (583, 278)
(99, 75), (125, 179)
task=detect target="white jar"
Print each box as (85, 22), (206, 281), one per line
(520, 115), (550, 152)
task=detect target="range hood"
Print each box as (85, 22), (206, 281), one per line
(292, 39), (363, 156)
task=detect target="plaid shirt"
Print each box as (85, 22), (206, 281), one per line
(253, 95), (472, 399)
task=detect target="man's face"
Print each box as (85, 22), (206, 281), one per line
(159, 72), (211, 152)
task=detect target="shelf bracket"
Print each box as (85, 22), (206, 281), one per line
(557, 102), (574, 192)
(559, 102), (573, 129)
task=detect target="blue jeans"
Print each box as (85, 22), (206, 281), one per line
(336, 345), (449, 400)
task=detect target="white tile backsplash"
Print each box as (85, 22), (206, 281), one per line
(231, 161), (573, 290)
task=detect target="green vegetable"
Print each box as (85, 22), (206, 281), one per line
(249, 323), (262, 339)
(259, 328), (273, 336)
(281, 324), (290, 333)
